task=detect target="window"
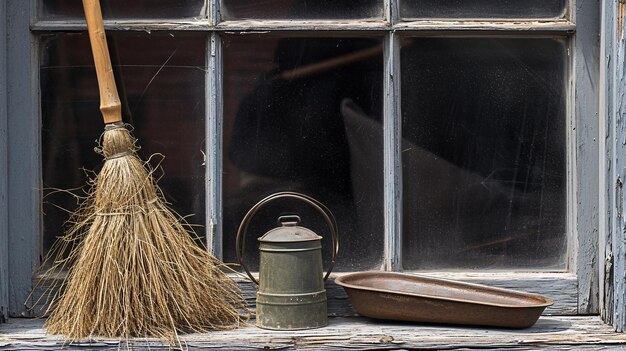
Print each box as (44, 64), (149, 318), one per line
(3, 0), (600, 319)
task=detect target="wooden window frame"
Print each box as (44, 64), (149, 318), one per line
(0, 0), (606, 325)
(600, 0), (626, 333)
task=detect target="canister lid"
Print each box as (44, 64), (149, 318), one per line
(258, 215), (322, 243)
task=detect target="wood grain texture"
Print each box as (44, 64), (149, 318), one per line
(616, 0), (626, 332)
(600, 0), (617, 328)
(607, 0), (626, 332)
(29, 272), (578, 319)
(384, 0), (395, 24)
(206, 33), (223, 257)
(600, 0), (626, 332)
(574, 0), (601, 315)
(30, 19), (576, 33)
(234, 273), (578, 317)
(383, 32), (402, 272)
(419, 273), (578, 315)
(1, 316), (624, 350)
(82, 0), (122, 124)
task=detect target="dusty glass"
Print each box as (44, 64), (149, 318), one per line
(399, 0), (566, 19)
(220, 0), (382, 20)
(400, 38), (567, 270)
(40, 32), (207, 256)
(221, 35), (384, 271)
(39, 0), (207, 20)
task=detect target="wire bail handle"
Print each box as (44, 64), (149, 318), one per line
(235, 191), (339, 285)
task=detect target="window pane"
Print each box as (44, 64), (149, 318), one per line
(222, 35), (384, 271)
(39, 0), (206, 20)
(41, 32), (207, 257)
(401, 38), (567, 270)
(399, 0), (566, 19)
(220, 0), (382, 20)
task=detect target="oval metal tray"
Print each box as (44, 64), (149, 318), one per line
(335, 271), (553, 328)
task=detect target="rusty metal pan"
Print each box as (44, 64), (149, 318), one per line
(335, 271), (553, 328)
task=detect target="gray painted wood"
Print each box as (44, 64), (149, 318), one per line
(6, 0), (40, 318)
(30, 19), (577, 33)
(235, 273), (577, 316)
(611, 0), (623, 329)
(574, 0), (601, 315)
(384, 0), (396, 24)
(209, 0), (218, 26)
(29, 272), (576, 319)
(383, 32), (402, 272)
(0, 0), (9, 325)
(1, 316), (623, 350)
(421, 272), (578, 315)
(602, 0), (626, 332)
(599, 0), (616, 328)
(207, 33), (223, 258)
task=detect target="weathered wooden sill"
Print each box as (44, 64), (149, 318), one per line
(1, 316), (625, 350)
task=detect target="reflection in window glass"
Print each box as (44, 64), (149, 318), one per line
(222, 36), (384, 271)
(401, 38), (567, 270)
(41, 32), (207, 257)
(39, 0), (206, 20)
(220, 0), (382, 20)
(399, 0), (566, 19)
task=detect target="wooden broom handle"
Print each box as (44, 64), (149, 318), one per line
(82, 0), (122, 124)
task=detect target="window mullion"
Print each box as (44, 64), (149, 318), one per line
(573, 0), (600, 314)
(209, 0), (218, 26)
(206, 32), (223, 258)
(383, 31), (402, 272)
(385, 0), (398, 24)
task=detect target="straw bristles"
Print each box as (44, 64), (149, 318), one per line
(37, 123), (247, 341)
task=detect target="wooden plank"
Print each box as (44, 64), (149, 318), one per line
(599, 0), (616, 327)
(29, 271), (578, 318)
(209, 0), (218, 26)
(382, 32), (402, 272)
(30, 19), (577, 33)
(420, 272), (578, 315)
(573, 0), (601, 315)
(0, 0), (8, 324)
(605, 0), (626, 332)
(392, 19), (576, 32)
(615, 0), (625, 331)
(1, 316), (624, 350)
(384, 0), (396, 24)
(206, 33), (223, 257)
(234, 273), (577, 316)
(6, 0), (40, 318)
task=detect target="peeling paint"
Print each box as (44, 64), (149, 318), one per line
(617, 177), (623, 222)
(30, 18), (578, 33)
(617, 0), (626, 40)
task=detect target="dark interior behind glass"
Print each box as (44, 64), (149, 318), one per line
(221, 0), (382, 20)
(222, 36), (385, 271)
(400, 38), (567, 270)
(400, 0), (566, 19)
(39, 0), (206, 20)
(40, 32), (206, 258)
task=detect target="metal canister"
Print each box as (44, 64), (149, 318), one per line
(236, 192), (339, 330)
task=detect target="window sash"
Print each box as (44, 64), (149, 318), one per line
(31, 19), (577, 32)
(1, 0), (598, 317)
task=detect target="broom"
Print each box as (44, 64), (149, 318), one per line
(38, 0), (246, 341)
